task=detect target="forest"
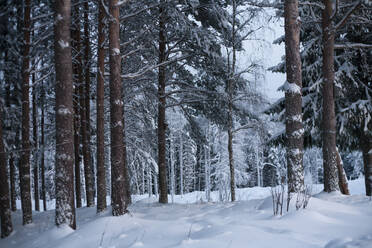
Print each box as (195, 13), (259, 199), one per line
(0, 0), (371, 247)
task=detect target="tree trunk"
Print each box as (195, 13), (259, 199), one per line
(322, 0), (339, 192)
(0, 99), (13, 238)
(157, 0), (168, 204)
(54, 0), (76, 229)
(284, 0), (305, 193)
(72, 3), (82, 209)
(32, 69), (40, 212)
(40, 86), (47, 211)
(179, 132), (183, 196)
(361, 134), (372, 196)
(9, 155), (17, 212)
(109, 0), (127, 216)
(83, 1), (95, 207)
(336, 149), (349, 195)
(96, 0), (107, 213)
(20, 0), (33, 225)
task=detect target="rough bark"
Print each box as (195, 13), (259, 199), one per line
(0, 99), (13, 238)
(96, 0), (107, 213)
(158, 0), (168, 204)
(32, 69), (40, 212)
(109, 0), (127, 216)
(361, 134), (372, 196)
(284, 0), (305, 193)
(54, 0), (76, 229)
(336, 149), (349, 195)
(40, 86), (47, 211)
(20, 0), (33, 225)
(322, 0), (339, 192)
(83, 1), (95, 207)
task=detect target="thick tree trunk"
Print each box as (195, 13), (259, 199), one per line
(336, 149), (349, 195)
(284, 0), (305, 193)
(0, 99), (13, 238)
(32, 71), (40, 212)
(54, 0), (76, 229)
(322, 0), (339, 192)
(361, 134), (372, 196)
(83, 1), (95, 207)
(109, 0), (127, 216)
(40, 86), (47, 211)
(157, 0), (168, 204)
(96, 0), (106, 213)
(20, 0), (33, 225)
(72, 3), (82, 209)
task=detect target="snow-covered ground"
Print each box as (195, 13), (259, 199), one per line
(2, 178), (372, 248)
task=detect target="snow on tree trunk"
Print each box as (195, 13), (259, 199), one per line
(322, 0), (339, 192)
(204, 145), (210, 202)
(283, 0), (305, 193)
(148, 163), (152, 197)
(54, 0), (76, 229)
(336, 148), (349, 195)
(96, 0), (107, 213)
(109, 0), (127, 216)
(157, 0), (168, 204)
(20, 0), (33, 225)
(0, 98), (13, 238)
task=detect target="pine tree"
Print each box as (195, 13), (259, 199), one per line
(109, 0), (128, 216)
(54, 0), (76, 229)
(283, 0), (304, 193)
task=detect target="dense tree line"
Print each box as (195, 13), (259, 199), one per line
(0, 0), (370, 238)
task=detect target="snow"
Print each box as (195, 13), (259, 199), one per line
(2, 179), (372, 248)
(278, 80), (302, 94)
(112, 48), (120, 56)
(58, 40), (69, 49)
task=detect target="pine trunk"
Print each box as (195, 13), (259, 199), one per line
(32, 72), (40, 212)
(109, 0), (127, 216)
(0, 99), (13, 238)
(40, 86), (47, 211)
(284, 0), (305, 193)
(96, 0), (107, 213)
(336, 149), (349, 195)
(157, 0), (168, 204)
(20, 0), (33, 225)
(322, 0), (339, 192)
(54, 0), (76, 229)
(83, 1), (95, 207)
(9, 155), (16, 212)
(362, 134), (372, 196)
(72, 3), (82, 209)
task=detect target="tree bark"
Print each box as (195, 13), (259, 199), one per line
(322, 0), (339, 192)
(83, 1), (95, 207)
(361, 134), (372, 196)
(96, 0), (107, 213)
(284, 0), (305, 193)
(158, 0), (168, 204)
(20, 0), (33, 225)
(336, 149), (349, 195)
(32, 67), (40, 212)
(0, 99), (13, 238)
(109, 0), (127, 216)
(40, 86), (47, 211)
(54, 0), (76, 229)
